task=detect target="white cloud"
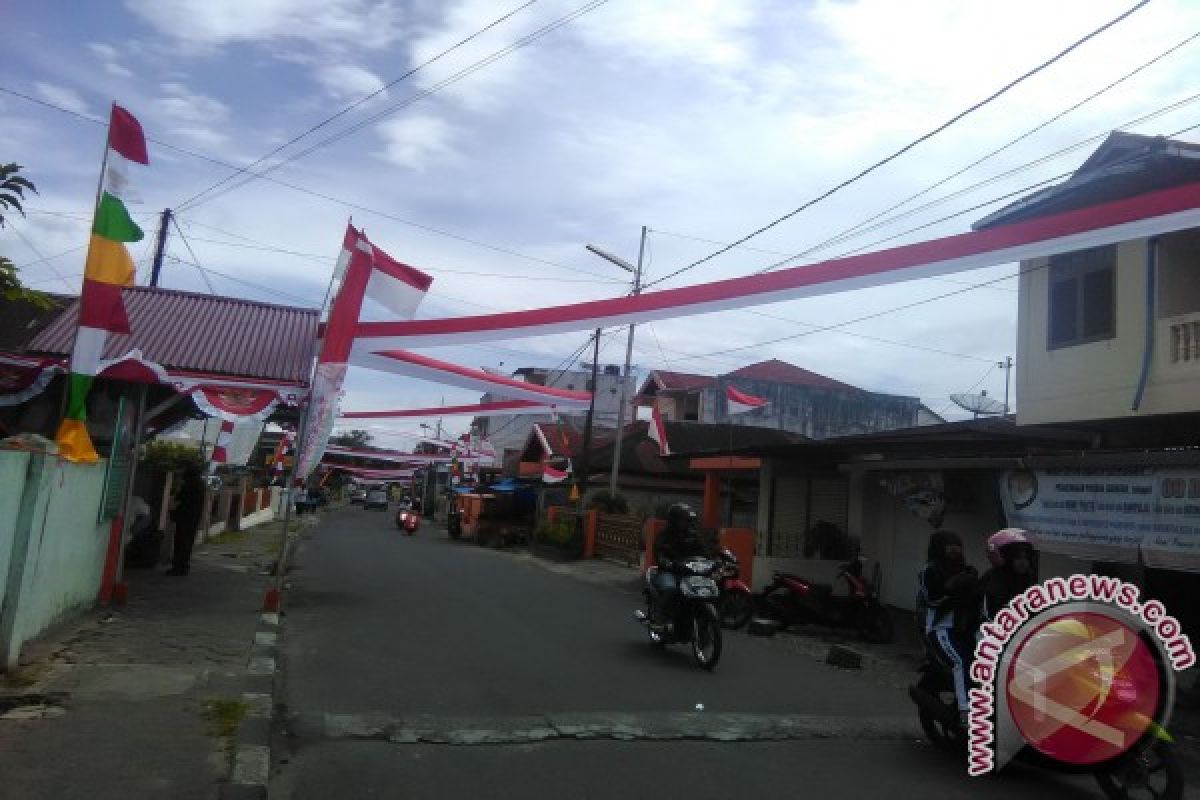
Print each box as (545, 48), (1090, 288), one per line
(315, 64), (388, 103)
(123, 0), (406, 51)
(375, 114), (459, 170)
(33, 81), (89, 116)
(575, 0), (758, 70)
(87, 41), (134, 78)
(154, 82), (231, 147)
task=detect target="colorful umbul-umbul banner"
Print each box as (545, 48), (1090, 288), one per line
(54, 103), (149, 462)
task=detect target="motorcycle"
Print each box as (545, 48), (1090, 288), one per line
(909, 658), (1184, 799)
(753, 556), (894, 643)
(634, 555), (723, 670)
(395, 506), (419, 535)
(714, 548), (754, 629)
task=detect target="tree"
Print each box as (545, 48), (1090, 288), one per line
(0, 163), (49, 308)
(329, 429), (373, 449)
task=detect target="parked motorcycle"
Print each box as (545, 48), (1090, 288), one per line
(634, 556), (723, 670)
(909, 658), (1183, 799)
(714, 548), (754, 629)
(395, 507), (419, 535)
(753, 556), (894, 643)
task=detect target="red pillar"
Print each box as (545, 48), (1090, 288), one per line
(702, 472), (721, 530)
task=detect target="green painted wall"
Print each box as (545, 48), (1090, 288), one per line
(1, 453), (109, 669)
(0, 451), (32, 614)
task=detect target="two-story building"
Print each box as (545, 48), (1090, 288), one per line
(636, 358), (930, 438)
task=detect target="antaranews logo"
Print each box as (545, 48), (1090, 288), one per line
(967, 574), (1195, 777)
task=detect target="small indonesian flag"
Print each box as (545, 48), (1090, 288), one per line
(55, 103), (149, 462)
(725, 384), (769, 415)
(543, 463), (570, 484)
(208, 419), (236, 472)
(647, 404), (670, 457)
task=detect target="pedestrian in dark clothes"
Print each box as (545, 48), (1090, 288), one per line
(169, 464), (205, 576)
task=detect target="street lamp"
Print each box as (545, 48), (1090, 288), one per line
(584, 226), (647, 495)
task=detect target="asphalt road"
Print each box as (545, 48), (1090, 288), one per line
(271, 505), (1119, 799)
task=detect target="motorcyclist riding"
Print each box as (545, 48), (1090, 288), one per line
(918, 530), (979, 723)
(980, 528), (1036, 623)
(650, 503), (705, 630)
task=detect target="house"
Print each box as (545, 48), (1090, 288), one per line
(473, 362), (630, 470)
(975, 132), (1200, 427)
(637, 359), (925, 439)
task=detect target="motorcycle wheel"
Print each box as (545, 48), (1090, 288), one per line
(691, 605), (722, 671)
(859, 605), (895, 644)
(915, 673), (964, 753)
(719, 591), (754, 630)
(1095, 741), (1183, 800)
(757, 586), (794, 628)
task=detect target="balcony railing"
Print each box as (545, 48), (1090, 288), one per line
(1166, 312), (1200, 365)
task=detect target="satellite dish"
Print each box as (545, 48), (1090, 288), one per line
(949, 389), (1007, 418)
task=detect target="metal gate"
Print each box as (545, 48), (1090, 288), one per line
(595, 513), (643, 565)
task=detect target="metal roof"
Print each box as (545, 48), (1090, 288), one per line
(27, 286), (319, 385)
(727, 359), (857, 391)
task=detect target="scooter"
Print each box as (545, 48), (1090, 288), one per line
(714, 549), (754, 629)
(635, 555), (723, 670)
(909, 657), (1184, 799)
(395, 506), (419, 535)
(753, 556), (894, 643)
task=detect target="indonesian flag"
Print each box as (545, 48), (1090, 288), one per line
(293, 223), (433, 479)
(647, 404), (670, 456)
(54, 103), (148, 462)
(208, 419), (236, 473)
(543, 463), (570, 484)
(726, 385), (769, 415)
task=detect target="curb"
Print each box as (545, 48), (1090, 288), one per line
(219, 610), (282, 800)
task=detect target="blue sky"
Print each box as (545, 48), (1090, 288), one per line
(5, 0), (1200, 447)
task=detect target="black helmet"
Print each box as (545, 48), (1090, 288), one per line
(666, 503), (696, 532)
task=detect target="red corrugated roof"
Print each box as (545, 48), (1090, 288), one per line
(651, 370), (717, 391)
(27, 286), (318, 385)
(727, 359), (858, 391)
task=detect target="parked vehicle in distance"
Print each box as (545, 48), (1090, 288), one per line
(714, 548), (753, 629)
(396, 507), (419, 535)
(364, 488), (388, 510)
(753, 555), (894, 643)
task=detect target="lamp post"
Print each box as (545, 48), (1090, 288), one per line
(585, 226), (647, 496)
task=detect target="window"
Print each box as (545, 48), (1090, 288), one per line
(1047, 245), (1116, 349)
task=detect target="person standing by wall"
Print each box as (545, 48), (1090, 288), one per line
(168, 463), (205, 576)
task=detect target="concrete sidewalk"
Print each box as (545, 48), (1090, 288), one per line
(0, 519), (290, 800)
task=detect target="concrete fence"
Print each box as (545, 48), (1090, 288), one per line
(0, 451), (110, 669)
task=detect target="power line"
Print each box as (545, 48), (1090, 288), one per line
(175, 1), (539, 211)
(178, 0), (611, 212)
(644, 0), (1152, 289)
(777, 28), (1200, 273)
(754, 91), (1200, 274)
(168, 215), (217, 294)
(633, 117), (1200, 367)
(6, 223), (77, 292)
(0, 86), (624, 284)
(175, 230), (626, 284)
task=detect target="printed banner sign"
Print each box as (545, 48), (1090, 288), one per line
(999, 467), (1200, 570)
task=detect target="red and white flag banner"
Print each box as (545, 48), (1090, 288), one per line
(347, 349), (591, 408)
(543, 463), (570, 484)
(340, 399), (569, 419)
(349, 183), (1200, 349)
(725, 385), (769, 415)
(295, 222), (433, 479)
(647, 404), (670, 456)
(323, 445), (482, 464)
(208, 419), (236, 472)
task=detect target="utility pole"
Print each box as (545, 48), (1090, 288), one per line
(997, 355), (1014, 414)
(608, 226), (646, 495)
(148, 208), (172, 287)
(577, 328), (602, 506)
